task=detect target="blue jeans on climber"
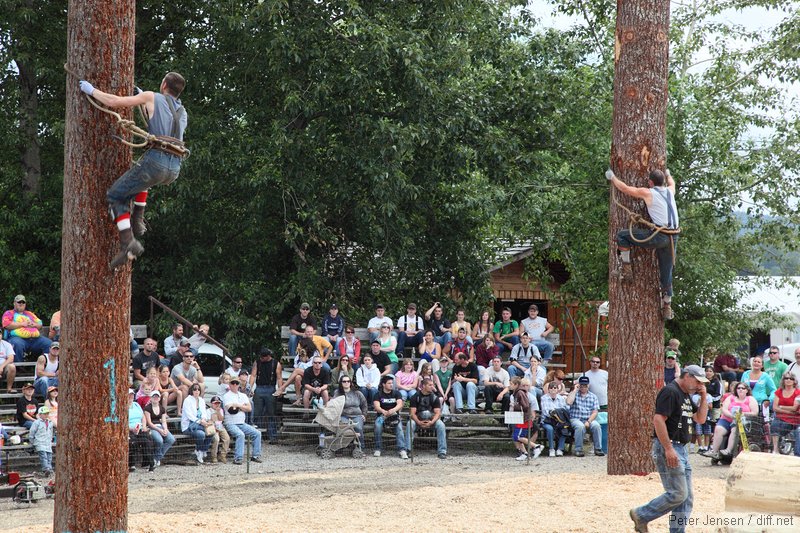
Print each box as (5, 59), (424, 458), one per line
(617, 230), (678, 297)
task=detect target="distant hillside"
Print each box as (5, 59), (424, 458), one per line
(734, 211), (800, 275)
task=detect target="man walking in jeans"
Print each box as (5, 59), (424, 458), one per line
(249, 348), (282, 444)
(630, 365), (708, 533)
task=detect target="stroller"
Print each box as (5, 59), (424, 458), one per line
(313, 395), (364, 459)
(711, 409), (770, 465)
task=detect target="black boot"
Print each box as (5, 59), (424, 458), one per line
(131, 205), (148, 237)
(110, 228), (144, 269)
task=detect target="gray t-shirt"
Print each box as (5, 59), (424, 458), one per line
(171, 364), (197, 384)
(585, 369), (609, 406)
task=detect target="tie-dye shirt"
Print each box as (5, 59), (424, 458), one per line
(2, 310), (42, 338)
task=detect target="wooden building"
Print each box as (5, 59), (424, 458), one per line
(488, 245), (606, 377)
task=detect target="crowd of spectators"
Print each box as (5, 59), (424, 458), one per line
(15, 297), (800, 471)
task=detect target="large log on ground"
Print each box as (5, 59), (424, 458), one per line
(725, 452), (800, 516)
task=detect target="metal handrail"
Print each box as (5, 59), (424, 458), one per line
(147, 295), (230, 354)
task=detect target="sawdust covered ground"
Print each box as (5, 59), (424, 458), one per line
(0, 449), (734, 532)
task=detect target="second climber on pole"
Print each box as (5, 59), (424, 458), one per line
(79, 72), (188, 269)
(606, 168), (680, 321)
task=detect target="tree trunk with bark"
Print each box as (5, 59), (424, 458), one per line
(607, 0), (671, 476)
(55, 1), (136, 531)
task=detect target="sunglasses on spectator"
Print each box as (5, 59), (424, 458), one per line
(341, 380), (351, 383)
(591, 360), (601, 364)
(736, 386), (747, 390)
(783, 376), (796, 381)
(770, 351), (779, 354)
(234, 360), (242, 364)
(346, 330), (354, 334)
(183, 355), (194, 359)
(381, 326), (390, 329)
(313, 362), (322, 365)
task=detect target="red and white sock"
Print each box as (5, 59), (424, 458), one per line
(115, 213), (131, 231)
(134, 191), (148, 208)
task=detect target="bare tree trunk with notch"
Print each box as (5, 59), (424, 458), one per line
(607, 0), (670, 476)
(55, 1), (136, 530)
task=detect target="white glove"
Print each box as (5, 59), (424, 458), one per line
(605, 169), (615, 181)
(79, 80), (95, 95)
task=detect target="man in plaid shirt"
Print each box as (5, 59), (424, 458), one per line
(566, 376), (603, 457)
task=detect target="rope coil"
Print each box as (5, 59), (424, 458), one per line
(611, 183), (680, 264)
(64, 63), (190, 158)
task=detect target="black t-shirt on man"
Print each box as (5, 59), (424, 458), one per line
(133, 351), (161, 375)
(376, 389), (402, 412)
(410, 392), (441, 415)
(371, 351), (391, 373)
(653, 380), (696, 444)
(302, 366), (331, 388)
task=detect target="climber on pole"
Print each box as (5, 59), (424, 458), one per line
(606, 168), (680, 321)
(79, 72), (188, 269)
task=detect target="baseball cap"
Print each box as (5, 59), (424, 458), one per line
(210, 396), (222, 404)
(14, 294), (26, 303)
(22, 382), (34, 390)
(684, 365), (709, 382)
(51, 342), (60, 349)
(375, 303), (384, 309)
(371, 339), (381, 346)
(260, 347), (273, 357)
(38, 406), (50, 415)
(47, 386), (58, 393)
(179, 339), (191, 347)
(230, 378), (240, 384)
(578, 376), (590, 385)
(300, 302), (310, 310)
(407, 303), (417, 310)
(149, 390), (161, 397)
(666, 350), (677, 359)
(330, 303), (338, 309)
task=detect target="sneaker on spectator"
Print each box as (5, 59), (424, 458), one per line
(515, 453), (528, 461)
(437, 453), (447, 460)
(574, 450), (585, 457)
(195, 450), (204, 464)
(454, 409), (464, 414)
(373, 450), (381, 457)
(399, 450), (408, 459)
(556, 449), (564, 457)
(128, 466), (136, 473)
(549, 449), (556, 457)
(467, 409), (478, 415)
(594, 449), (605, 457)
(533, 445), (543, 458)
(251, 456), (263, 463)
(233, 458), (243, 465)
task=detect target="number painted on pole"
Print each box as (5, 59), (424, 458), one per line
(103, 358), (119, 423)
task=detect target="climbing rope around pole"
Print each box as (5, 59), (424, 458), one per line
(64, 63), (190, 158)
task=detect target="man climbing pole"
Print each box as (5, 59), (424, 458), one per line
(78, 72), (188, 268)
(606, 168), (679, 320)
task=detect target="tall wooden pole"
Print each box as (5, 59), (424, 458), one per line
(607, 0), (670, 475)
(56, 1), (136, 530)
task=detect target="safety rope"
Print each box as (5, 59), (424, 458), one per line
(611, 183), (680, 264)
(64, 63), (190, 158)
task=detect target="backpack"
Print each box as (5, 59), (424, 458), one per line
(548, 407), (571, 437)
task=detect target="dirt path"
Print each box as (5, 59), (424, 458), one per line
(0, 449), (740, 532)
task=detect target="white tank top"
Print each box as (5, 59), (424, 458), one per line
(647, 187), (679, 228)
(44, 357), (59, 374)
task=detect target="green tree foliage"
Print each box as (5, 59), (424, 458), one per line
(1, 0), (798, 358)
